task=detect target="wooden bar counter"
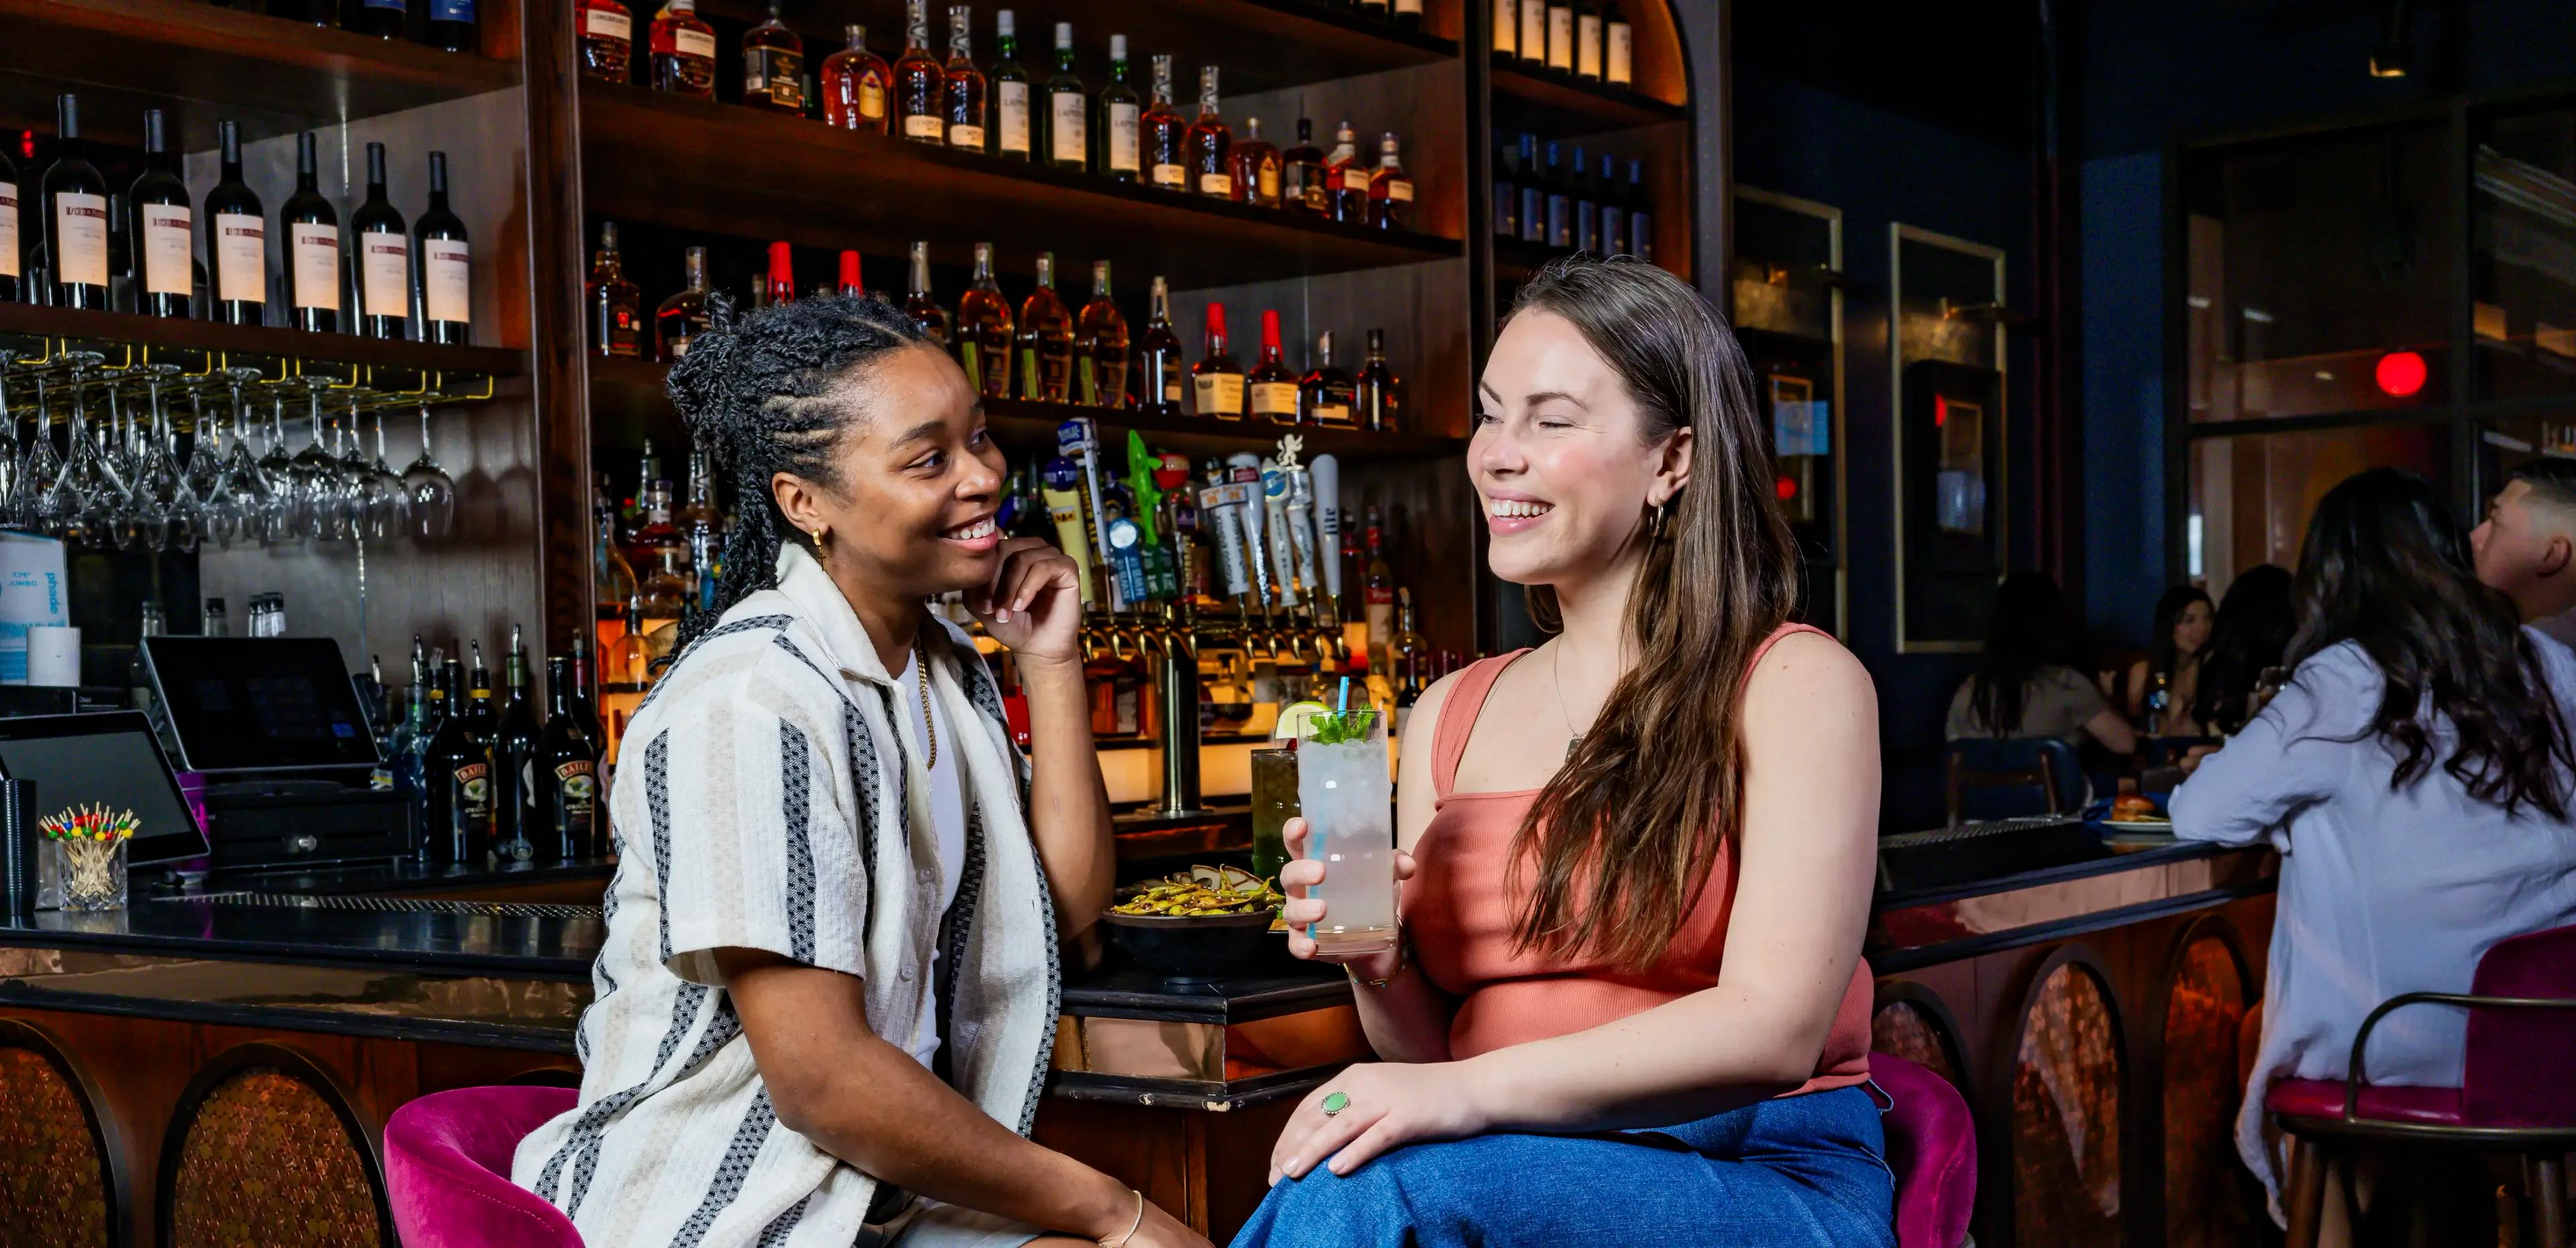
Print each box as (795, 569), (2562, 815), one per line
(0, 838), (2272, 1247)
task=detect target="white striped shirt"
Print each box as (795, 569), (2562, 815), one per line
(511, 545), (1058, 1247)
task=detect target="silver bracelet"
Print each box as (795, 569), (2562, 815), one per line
(1095, 1188), (1144, 1247)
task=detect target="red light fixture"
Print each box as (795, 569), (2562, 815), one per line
(1774, 475), (1799, 502)
(1933, 395), (1948, 427)
(2375, 350), (2428, 398)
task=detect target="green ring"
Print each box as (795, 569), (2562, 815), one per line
(1321, 1091), (1349, 1116)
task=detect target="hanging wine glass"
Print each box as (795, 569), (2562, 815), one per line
(0, 353), (21, 520)
(15, 374), (62, 532)
(144, 370), (196, 551)
(182, 389), (223, 508)
(401, 400), (455, 540)
(204, 372), (267, 548)
(256, 393), (303, 542)
(38, 353), (109, 543)
(288, 389), (343, 542)
(360, 402), (409, 541)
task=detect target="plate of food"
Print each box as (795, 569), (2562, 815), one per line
(2085, 793), (2174, 836)
(1102, 866), (1289, 983)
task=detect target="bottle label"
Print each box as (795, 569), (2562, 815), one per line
(52, 191), (108, 289)
(584, 7), (631, 41)
(1313, 402), (1352, 427)
(674, 27), (716, 59)
(555, 759), (598, 827)
(431, 0), (471, 22)
(1050, 91), (1085, 161)
(1387, 179), (1413, 203)
(0, 184), (18, 280)
(451, 761), (492, 824)
(1395, 0), (1420, 12)
(1519, 3), (1548, 59)
(361, 233), (410, 318)
(215, 213), (265, 304)
(1342, 166), (1371, 192)
(141, 203), (193, 298)
(290, 223), (340, 312)
(1199, 172), (1232, 196)
(749, 50), (804, 105)
(1607, 23), (1632, 84)
(1258, 161), (1279, 203)
(1152, 162), (1185, 188)
(1547, 6), (1574, 70)
(426, 239), (471, 325)
(1192, 372), (1243, 418)
(1163, 378), (1184, 403)
(1493, 0), (1515, 53)
(1108, 103), (1140, 171)
(996, 82), (1030, 153)
(949, 121), (986, 150)
(1249, 382), (1299, 417)
(860, 78), (887, 118)
(1577, 14), (1602, 76)
(905, 113), (945, 139)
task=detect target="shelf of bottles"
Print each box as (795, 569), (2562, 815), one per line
(1484, 0), (1682, 117)
(384, 626), (611, 870)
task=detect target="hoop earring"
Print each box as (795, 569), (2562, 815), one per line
(1648, 500), (1670, 541)
(810, 526), (828, 551)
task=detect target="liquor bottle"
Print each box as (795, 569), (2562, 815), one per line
(588, 222), (643, 357)
(1281, 118), (1325, 216)
(1626, 159), (1653, 264)
(1042, 22), (1085, 171)
(351, 0), (406, 40)
(656, 245), (712, 359)
(40, 95), (110, 311)
(463, 641), (499, 738)
(105, 188), (133, 313)
(1299, 331), (1356, 428)
(1394, 0), (1422, 30)
(1544, 140), (1571, 247)
(837, 249), (865, 296)
(1143, 58), (1202, 196)
(763, 240), (795, 306)
(1356, 328), (1399, 432)
(567, 638), (608, 750)
(424, 656), (494, 864)
(957, 241), (1014, 398)
(904, 240), (951, 344)
(538, 655), (602, 859)
(677, 442), (724, 615)
(417, 152), (472, 345)
(1230, 117), (1281, 208)
(1493, 0), (1517, 57)
(281, 131), (340, 333)
(204, 121), (264, 327)
(1545, 0), (1574, 73)
(1018, 251), (1073, 402)
(129, 109), (192, 321)
(429, 0), (476, 53)
(895, 1), (943, 141)
(1363, 520), (1395, 660)
(1391, 586), (1428, 704)
(1191, 301), (1243, 420)
(822, 25), (893, 131)
(0, 141), (18, 304)
(1324, 120), (1366, 223)
(1367, 131), (1413, 231)
(1574, 0), (1603, 79)
(594, 481), (639, 657)
(1097, 35), (1141, 182)
(203, 598), (229, 637)
(1517, 133), (1544, 243)
(989, 9), (1030, 161)
(1246, 310), (1298, 423)
(1605, 1), (1633, 87)
(742, 0), (804, 114)
(941, 6), (986, 154)
(633, 466), (689, 637)
(1517, 0), (1547, 65)
(1596, 152), (1625, 256)
(649, 0), (718, 98)
(1075, 260), (1127, 408)
(1185, 66), (1231, 199)
(352, 142), (411, 341)
(494, 625), (542, 860)
(1570, 144), (1597, 253)
(1136, 274), (1185, 416)
(580, 0), (633, 82)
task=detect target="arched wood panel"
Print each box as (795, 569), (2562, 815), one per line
(1872, 978), (1972, 1101)
(155, 1042), (392, 1248)
(2158, 920), (2261, 1248)
(0, 1017), (127, 1247)
(2004, 946), (2128, 1248)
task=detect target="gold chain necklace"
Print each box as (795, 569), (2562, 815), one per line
(916, 650), (938, 770)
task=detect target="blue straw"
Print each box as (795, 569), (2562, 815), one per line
(1337, 675), (1351, 713)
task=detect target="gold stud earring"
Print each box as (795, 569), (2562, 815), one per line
(810, 526), (828, 549)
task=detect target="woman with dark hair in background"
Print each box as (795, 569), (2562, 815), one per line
(2173, 467), (2576, 1221)
(1237, 256), (1892, 1246)
(2192, 564), (2297, 736)
(512, 295), (1206, 1248)
(2121, 585), (2214, 735)
(1945, 571), (2138, 755)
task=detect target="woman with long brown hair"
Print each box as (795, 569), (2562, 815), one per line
(1232, 257), (1890, 1247)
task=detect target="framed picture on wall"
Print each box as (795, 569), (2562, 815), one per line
(1890, 223), (2008, 653)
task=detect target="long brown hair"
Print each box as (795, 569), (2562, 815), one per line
(1505, 256), (1801, 972)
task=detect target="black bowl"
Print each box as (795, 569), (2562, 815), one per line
(1099, 910), (1281, 984)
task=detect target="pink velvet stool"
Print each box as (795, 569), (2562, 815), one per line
(1872, 1052), (1979, 1248)
(386, 1085), (585, 1248)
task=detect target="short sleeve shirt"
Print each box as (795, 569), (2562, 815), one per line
(1945, 664), (2112, 743)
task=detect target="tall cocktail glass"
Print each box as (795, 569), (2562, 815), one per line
(1296, 709), (1396, 956)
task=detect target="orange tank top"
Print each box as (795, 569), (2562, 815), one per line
(1402, 624), (1874, 1095)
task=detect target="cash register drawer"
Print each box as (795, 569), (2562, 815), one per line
(201, 787), (413, 870)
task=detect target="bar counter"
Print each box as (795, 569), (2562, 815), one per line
(0, 839), (2275, 1245)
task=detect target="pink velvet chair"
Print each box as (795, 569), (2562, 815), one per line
(1872, 1052), (1979, 1248)
(386, 1085), (585, 1248)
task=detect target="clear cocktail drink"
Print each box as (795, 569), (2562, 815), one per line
(1297, 709), (1396, 956)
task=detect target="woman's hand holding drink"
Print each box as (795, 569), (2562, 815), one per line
(1279, 815), (1416, 982)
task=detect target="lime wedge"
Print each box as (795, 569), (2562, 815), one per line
(1275, 701), (1333, 740)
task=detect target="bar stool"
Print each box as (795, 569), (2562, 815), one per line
(385, 1085), (586, 1248)
(1874, 1052), (1979, 1248)
(2265, 922), (2576, 1247)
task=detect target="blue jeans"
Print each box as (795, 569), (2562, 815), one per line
(1229, 1085), (1896, 1248)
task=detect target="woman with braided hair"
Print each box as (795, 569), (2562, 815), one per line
(513, 294), (1208, 1248)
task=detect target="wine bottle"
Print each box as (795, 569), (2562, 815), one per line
(428, 0), (475, 53)
(1042, 21), (1085, 171)
(989, 9), (1030, 161)
(1356, 328), (1400, 433)
(205, 120), (266, 327)
(1605, 1), (1633, 87)
(40, 94), (110, 311)
(539, 655), (602, 860)
(281, 131), (341, 333)
(1627, 159), (1653, 265)
(1097, 34), (1140, 182)
(1597, 152), (1626, 257)
(350, 0), (407, 41)
(1574, 0), (1603, 79)
(567, 639), (608, 751)
(129, 108), (193, 321)
(494, 626), (542, 860)
(417, 152), (471, 345)
(1136, 274), (1183, 416)
(424, 657), (494, 865)
(0, 140), (19, 303)
(352, 141), (411, 341)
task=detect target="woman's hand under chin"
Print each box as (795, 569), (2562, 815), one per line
(968, 536), (1085, 671)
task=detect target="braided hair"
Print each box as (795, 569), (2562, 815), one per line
(665, 291), (935, 650)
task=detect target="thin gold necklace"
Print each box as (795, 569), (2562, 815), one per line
(1552, 642), (1582, 762)
(916, 650), (938, 770)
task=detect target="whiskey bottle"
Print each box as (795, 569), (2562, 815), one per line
(538, 655), (602, 860)
(822, 25), (893, 131)
(128, 108), (193, 321)
(429, 0), (475, 53)
(1097, 34), (1141, 182)
(655, 244), (711, 359)
(589, 223), (644, 357)
(1356, 328), (1399, 432)
(40, 95), (110, 311)
(1185, 66), (1231, 200)
(989, 9), (1030, 161)
(837, 249), (864, 297)
(764, 240), (795, 306)
(1574, 0), (1603, 79)
(352, 142), (411, 341)
(1018, 251), (1073, 402)
(941, 6), (987, 154)
(1544, 0), (1574, 73)
(1076, 260), (1128, 409)
(1136, 274), (1185, 416)
(957, 241), (1014, 398)
(742, 0), (805, 115)
(1142, 55), (1187, 192)
(0, 141), (17, 304)
(649, 0), (718, 98)
(417, 152), (472, 345)
(580, 0), (633, 82)
(494, 626), (541, 860)
(1517, 0), (1548, 66)
(1043, 22), (1085, 171)
(423, 657), (494, 864)
(895, 1), (943, 141)
(280, 131), (340, 333)
(1605, 1), (1633, 87)
(1246, 310), (1299, 424)
(1281, 118), (1325, 215)
(1390, 586), (1429, 705)
(1366, 131), (1413, 231)
(1324, 119), (1366, 223)
(1190, 301), (1244, 420)
(1298, 331), (1357, 428)
(904, 240), (951, 345)
(1230, 117), (1281, 208)
(204, 121), (264, 326)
